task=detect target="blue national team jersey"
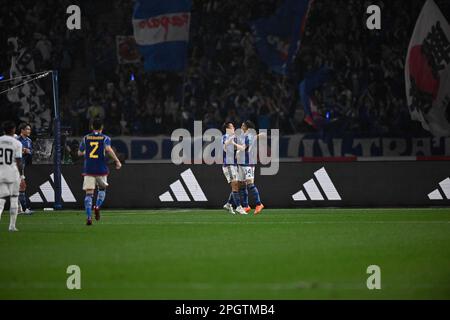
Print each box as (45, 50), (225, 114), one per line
(17, 135), (32, 166)
(222, 133), (237, 166)
(237, 133), (256, 166)
(79, 132), (111, 176)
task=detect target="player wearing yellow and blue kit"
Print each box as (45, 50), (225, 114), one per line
(78, 119), (122, 225)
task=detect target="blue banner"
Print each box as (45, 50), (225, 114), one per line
(132, 0), (192, 71)
(250, 0), (312, 74)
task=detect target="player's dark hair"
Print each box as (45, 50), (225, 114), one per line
(2, 121), (16, 135)
(222, 121), (233, 133)
(92, 118), (104, 130)
(244, 120), (255, 129)
(19, 122), (31, 132)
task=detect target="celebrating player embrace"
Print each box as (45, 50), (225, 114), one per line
(78, 119), (122, 226)
(221, 121), (265, 215)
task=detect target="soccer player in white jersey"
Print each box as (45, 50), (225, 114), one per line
(221, 122), (246, 215)
(0, 121), (23, 231)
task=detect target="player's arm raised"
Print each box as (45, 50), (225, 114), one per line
(105, 145), (122, 170)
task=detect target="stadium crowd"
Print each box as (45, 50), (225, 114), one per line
(0, 0), (93, 132)
(1, 0), (433, 138)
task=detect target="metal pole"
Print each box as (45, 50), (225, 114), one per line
(52, 70), (62, 210)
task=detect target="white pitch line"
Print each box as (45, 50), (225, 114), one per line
(8, 221), (450, 225)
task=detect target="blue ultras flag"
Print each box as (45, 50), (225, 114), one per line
(132, 0), (192, 71)
(250, 0), (313, 75)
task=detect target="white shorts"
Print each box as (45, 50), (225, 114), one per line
(238, 166), (255, 182)
(0, 180), (20, 198)
(82, 175), (109, 191)
(222, 166), (238, 184)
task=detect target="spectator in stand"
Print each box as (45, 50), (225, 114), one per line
(86, 99), (105, 127)
(1, 0), (437, 139)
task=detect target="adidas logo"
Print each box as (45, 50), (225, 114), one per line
(159, 169), (207, 202)
(292, 167), (342, 201)
(29, 173), (77, 203)
(428, 178), (450, 200)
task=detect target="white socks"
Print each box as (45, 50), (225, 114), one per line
(9, 197), (19, 230)
(0, 198), (5, 222)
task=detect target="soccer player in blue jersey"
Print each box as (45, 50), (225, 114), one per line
(237, 120), (264, 215)
(78, 119), (122, 225)
(17, 123), (33, 214)
(221, 122), (246, 215)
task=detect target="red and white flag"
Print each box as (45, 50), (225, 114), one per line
(405, 0), (450, 137)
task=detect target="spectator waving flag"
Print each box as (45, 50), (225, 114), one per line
(132, 0), (192, 71)
(405, 0), (450, 137)
(250, 0), (313, 75)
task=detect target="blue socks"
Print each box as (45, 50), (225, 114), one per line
(228, 192), (234, 205)
(96, 190), (106, 208)
(19, 192), (27, 210)
(248, 184), (262, 205)
(84, 194), (93, 219)
(86, 190), (106, 220)
(239, 186), (249, 208)
(232, 191), (241, 207)
(227, 192), (236, 207)
(229, 185), (258, 208)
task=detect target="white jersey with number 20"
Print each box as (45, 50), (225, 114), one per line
(0, 135), (22, 183)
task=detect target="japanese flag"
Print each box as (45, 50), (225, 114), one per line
(405, 0), (450, 137)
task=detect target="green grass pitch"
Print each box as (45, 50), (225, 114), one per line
(0, 208), (449, 299)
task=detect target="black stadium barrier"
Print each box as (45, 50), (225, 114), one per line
(25, 161), (450, 209)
